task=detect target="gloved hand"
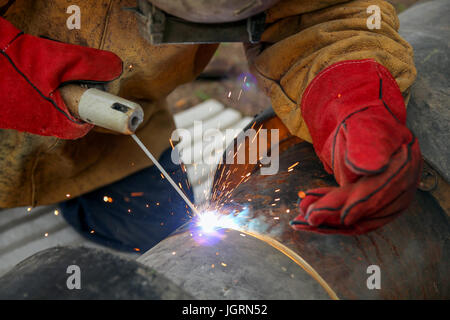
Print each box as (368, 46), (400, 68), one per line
(290, 59), (422, 235)
(0, 17), (122, 139)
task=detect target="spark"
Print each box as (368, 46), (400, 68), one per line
(175, 99), (186, 108)
(288, 162), (300, 170)
(44, 233), (48, 237)
(251, 125), (263, 143)
(221, 262), (227, 267)
(298, 191), (306, 199)
(54, 210), (59, 216)
(131, 192), (144, 197)
(27, 207), (32, 212)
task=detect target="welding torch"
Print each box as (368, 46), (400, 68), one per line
(60, 85), (200, 215)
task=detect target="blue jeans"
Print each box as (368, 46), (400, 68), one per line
(59, 148), (194, 252)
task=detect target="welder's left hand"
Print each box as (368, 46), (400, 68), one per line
(290, 60), (422, 235)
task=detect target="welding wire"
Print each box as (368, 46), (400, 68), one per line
(131, 134), (199, 216)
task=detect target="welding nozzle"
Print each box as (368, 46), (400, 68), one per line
(60, 85), (144, 135)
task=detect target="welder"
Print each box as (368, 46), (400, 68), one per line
(0, 0), (422, 250)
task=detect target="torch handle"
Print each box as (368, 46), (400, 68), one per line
(60, 85), (144, 135)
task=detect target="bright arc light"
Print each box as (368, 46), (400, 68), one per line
(196, 211), (237, 233)
(197, 211), (219, 233)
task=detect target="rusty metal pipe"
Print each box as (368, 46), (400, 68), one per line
(137, 109), (450, 300)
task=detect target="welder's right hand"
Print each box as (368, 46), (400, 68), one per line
(0, 17), (123, 139)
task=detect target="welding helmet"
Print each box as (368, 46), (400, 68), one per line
(132, 0), (280, 44)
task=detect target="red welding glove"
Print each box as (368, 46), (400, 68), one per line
(0, 17), (123, 139)
(290, 59), (422, 235)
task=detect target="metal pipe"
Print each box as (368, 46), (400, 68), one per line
(138, 110), (450, 300)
